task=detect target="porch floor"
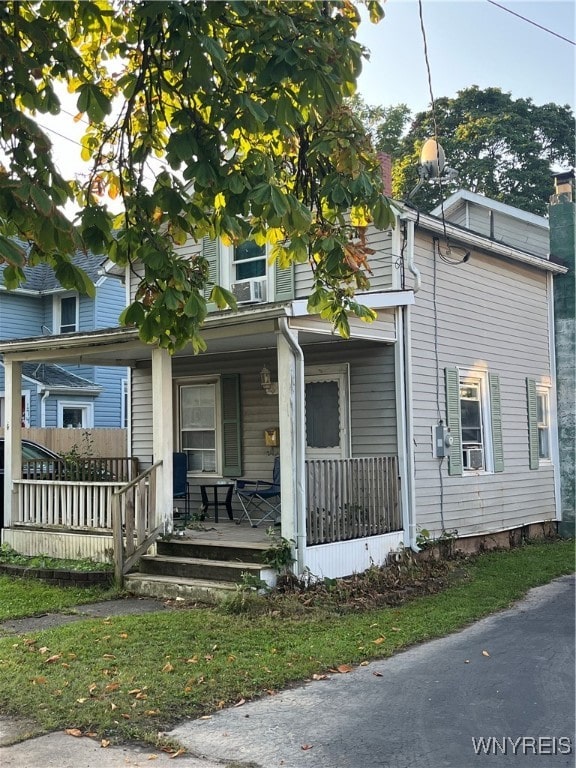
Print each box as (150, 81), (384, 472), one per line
(174, 519), (274, 547)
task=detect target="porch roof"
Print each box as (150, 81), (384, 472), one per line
(0, 290), (413, 367)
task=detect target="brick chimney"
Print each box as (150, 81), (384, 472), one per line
(377, 152), (392, 197)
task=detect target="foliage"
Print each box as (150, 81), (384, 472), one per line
(415, 527), (458, 551)
(391, 86), (575, 215)
(0, 539), (571, 744)
(347, 95), (411, 158)
(0, 0), (394, 352)
(262, 527), (295, 572)
(0, 543), (113, 572)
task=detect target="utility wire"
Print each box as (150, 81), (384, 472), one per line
(486, 0), (575, 46)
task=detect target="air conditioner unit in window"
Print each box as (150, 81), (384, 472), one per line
(463, 447), (484, 470)
(231, 279), (267, 304)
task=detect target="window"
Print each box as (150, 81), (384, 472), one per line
(305, 365), (350, 459)
(445, 367), (504, 476)
(180, 383), (218, 473)
(121, 378), (129, 430)
(526, 379), (551, 469)
(55, 294), (78, 334)
(233, 241), (266, 281)
(177, 375), (241, 477)
(58, 402), (94, 428)
(0, 393), (30, 428)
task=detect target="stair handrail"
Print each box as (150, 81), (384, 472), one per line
(111, 460), (164, 587)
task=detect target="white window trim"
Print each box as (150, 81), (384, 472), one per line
(53, 293), (79, 334)
(459, 369), (494, 474)
(0, 391), (30, 428)
(121, 377), (129, 431)
(175, 377), (222, 477)
(536, 385), (552, 463)
(220, 243), (272, 297)
(304, 363), (351, 459)
(57, 401), (94, 428)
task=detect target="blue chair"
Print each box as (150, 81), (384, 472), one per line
(173, 452), (191, 527)
(235, 456), (281, 527)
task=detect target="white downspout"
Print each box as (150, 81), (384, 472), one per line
(404, 218), (421, 292)
(40, 390), (50, 427)
(278, 317), (306, 574)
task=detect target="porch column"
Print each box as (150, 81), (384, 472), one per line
(151, 347), (173, 531)
(277, 321), (306, 571)
(4, 358), (22, 526)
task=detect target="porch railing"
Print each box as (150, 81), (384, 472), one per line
(305, 456), (401, 545)
(111, 461), (164, 586)
(23, 457), (139, 483)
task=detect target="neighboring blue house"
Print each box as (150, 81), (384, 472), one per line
(0, 252), (127, 429)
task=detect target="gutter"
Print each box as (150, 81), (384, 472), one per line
(278, 317), (306, 574)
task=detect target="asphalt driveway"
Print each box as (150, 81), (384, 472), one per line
(0, 574), (573, 768)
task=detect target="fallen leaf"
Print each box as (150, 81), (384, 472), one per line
(136, 692), (148, 700)
(32, 676), (47, 685)
(102, 654), (116, 660)
(110, 703), (118, 710)
(76, 698), (87, 704)
(128, 689), (142, 695)
(359, 661), (369, 667)
(38, 646), (49, 654)
(119, 633), (128, 639)
(105, 683), (120, 692)
(88, 683), (98, 694)
(391, 627), (402, 632)
(373, 637), (386, 645)
(312, 673), (328, 681)
(336, 665), (352, 674)
(301, 744), (313, 751)
(186, 656), (198, 664)
(372, 672), (383, 677)
(121, 713), (131, 720)
(482, 650), (490, 657)
(147, 756), (158, 761)
(227, 654), (236, 662)
(162, 663), (174, 673)
(199, 715), (212, 720)
(144, 709), (160, 716)
(23, 638), (36, 646)
(101, 739), (110, 748)
(65, 728), (83, 737)
(61, 663), (71, 669)
(234, 698), (246, 708)
(45, 654), (62, 664)
(169, 748), (186, 758)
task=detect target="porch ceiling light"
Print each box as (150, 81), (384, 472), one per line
(260, 365), (278, 396)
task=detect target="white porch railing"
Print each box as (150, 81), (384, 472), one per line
(15, 480), (123, 529)
(305, 456), (401, 545)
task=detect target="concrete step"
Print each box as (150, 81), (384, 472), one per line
(125, 572), (238, 603)
(157, 538), (268, 564)
(139, 554), (269, 583)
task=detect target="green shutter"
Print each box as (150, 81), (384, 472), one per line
(526, 378), (539, 470)
(445, 367), (463, 476)
(489, 373), (504, 473)
(202, 237), (220, 306)
(273, 261), (294, 302)
(221, 373), (242, 477)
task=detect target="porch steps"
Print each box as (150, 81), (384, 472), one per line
(124, 536), (273, 602)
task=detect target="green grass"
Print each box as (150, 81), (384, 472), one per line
(0, 576), (117, 622)
(0, 544), (113, 572)
(0, 539), (573, 747)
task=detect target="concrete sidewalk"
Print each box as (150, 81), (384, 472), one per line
(0, 576), (574, 768)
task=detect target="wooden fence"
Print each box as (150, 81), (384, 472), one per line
(0, 428), (127, 457)
(305, 456), (401, 545)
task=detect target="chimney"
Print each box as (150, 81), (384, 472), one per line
(377, 152), (392, 197)
(549, 169), (575, 538)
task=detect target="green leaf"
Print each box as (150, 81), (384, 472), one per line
(210, 285), (236, 310)
(30, 185), (53, 216)
(0, 237), (26, 267)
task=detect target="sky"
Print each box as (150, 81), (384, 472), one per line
(355, 0), (575, 115)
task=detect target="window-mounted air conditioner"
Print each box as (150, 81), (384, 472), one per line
(231, 279), (267, 304)
(463, 447), (484, 470)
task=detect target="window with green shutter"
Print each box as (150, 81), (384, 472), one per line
(202, 237), (220, 305)
(489, 373), (504, 473)
(526, 378), (539, 470)
(220, 373), (242, 477)
(445, 367), (463, 476)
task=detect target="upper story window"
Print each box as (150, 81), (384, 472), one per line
(55, 294), (78, 334)
(536, 387), (550, 460)
(233, 241), (266, 281)
(526, 378), (551, 469)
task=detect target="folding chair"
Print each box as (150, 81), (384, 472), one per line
(173, 452), (191, 527)
(235, 456), (281, 527)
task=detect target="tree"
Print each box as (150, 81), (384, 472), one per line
(391, 86), (575, 215)
(0, 0), (392, 352)
(347, 95), (411, 159)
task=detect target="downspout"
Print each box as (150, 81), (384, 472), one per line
(278, 317), (306, 574)
(401, 217), (420, 550)
(40, 389), (50, 427)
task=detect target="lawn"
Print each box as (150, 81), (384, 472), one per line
(0, 539), (573, 748)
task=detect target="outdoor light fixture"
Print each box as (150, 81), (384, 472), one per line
(260, 365), (278, 396)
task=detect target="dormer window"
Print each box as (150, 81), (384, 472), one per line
(55, 294), (78, 334)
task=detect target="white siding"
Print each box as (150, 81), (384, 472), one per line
(409, 230), (556, 538)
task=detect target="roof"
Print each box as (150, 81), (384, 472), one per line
(0, 249), (106, 294)
(431, 189), (549, 230)
(21, 362), (101, 393)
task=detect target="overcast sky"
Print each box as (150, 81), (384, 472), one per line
(355, 0), (575, 114)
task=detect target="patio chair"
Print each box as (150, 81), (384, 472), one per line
(173, 452), (191, 527)
(235, 456), (281, 528)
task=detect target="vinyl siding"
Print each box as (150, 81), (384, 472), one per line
(409, 229), (555, 538)
(93, 366), (126, 426)
(0, 293), (45, 338)
(94, 276), (126, 329)
(294, 227), (395, 298)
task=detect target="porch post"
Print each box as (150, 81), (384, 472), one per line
(277, 321), (306, 572)
(151, 347), (173, 531)
(4, 358), (22, 526)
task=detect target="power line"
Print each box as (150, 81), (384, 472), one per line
(486, 0), (575, 46)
